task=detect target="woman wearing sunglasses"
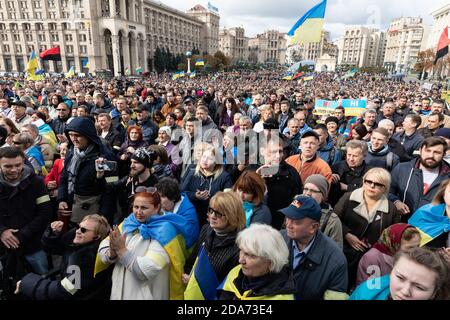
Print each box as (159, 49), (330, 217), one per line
(183, 191), (245, 297)
(15, 214), (112, 300)
(334, 167), (401, 291)
(97, 187), (197, 300)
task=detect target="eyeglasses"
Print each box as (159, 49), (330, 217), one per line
(364, 179), (385, 189)
(12, 141), (22, 145)
(78, 226), (94, 234)
(56, 109), (67, 111)
(303, 187), (322, 194)
(207, 207), (226, 219)
(135, 186), (157, 193)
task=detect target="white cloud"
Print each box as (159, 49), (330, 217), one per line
(158, 0), (448, 40)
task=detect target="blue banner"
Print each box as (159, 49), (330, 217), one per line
(314, 99), (366, 117)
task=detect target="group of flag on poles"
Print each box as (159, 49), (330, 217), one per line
(25, 46), (92, 80)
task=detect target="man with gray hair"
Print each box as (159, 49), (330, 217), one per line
(376, 101), (402, 125)
(329, 140), (372, 206)
(21, 123), (54, 171)
(378, 119), (409, 162)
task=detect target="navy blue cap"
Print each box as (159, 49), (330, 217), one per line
(279, 195), (322, 222)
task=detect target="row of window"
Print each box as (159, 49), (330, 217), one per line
(0, 22), (89, 31)
(5, 10), (84, 20)
(0, 33), (87, 42)
(6, 0), (83, 10)
(2, 44), (87, 54)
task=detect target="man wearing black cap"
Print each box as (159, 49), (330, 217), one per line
(280, 195), (348, 300)
(135, 104), (158, 145)
(10, 100), (32, 130)
(100, 148), (158, 223)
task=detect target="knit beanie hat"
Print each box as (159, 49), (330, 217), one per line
(304, 174), (329, 198)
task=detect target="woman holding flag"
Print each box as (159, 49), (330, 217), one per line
(96, 187), (198, 300)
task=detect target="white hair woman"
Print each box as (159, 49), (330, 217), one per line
(219, 224), (296, 300)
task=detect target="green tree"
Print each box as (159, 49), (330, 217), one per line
(154, 47), (165, 74)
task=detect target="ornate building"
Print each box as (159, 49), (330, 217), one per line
(0, 0), (220, 75)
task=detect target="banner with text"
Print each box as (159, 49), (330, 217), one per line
(314, 99), (367, 117)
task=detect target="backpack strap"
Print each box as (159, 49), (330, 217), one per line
(386, 152), (393, 171)
(328, 148), (336, 166)
(321, 209), (333, 233)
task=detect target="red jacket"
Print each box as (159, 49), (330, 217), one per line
(44, 158), (64, 186)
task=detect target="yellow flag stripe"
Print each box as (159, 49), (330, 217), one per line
(290, 19), (324, 45)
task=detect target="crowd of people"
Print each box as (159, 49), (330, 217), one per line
(0, 69), (449, 301)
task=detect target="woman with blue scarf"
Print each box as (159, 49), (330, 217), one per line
(233, 171), (271, 227)
(97, 188), (172, 300)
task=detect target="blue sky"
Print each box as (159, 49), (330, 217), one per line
(158, 0), (448, 41)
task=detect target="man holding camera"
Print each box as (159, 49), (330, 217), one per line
(97, 148), (158, 223)
(58, 117), (117, 225)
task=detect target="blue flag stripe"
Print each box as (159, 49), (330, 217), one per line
(288, 0), (327, 36)
(194, 246), (219, 300)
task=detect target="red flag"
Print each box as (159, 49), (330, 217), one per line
(434, 27), (450, 64)
(40, 46), (61, 61)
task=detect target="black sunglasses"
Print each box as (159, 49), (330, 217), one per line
(364, 179), (385, 189)
(207, 207), (226, 219)
(78, 226), (93, 233)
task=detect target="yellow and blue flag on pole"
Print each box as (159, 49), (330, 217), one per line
(184, 245), (219, 300)
(288, 0), (327, 46)
(25, 51), (39, 73)
(195, 59), (205, 66)
(65, 66), (75, 78)
(408, 203), (450, 246)
(190, 71), (197, 79)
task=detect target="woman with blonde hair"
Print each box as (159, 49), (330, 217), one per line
(334, 167), (401, 290)
(181, 144), (233, 225)
(183, 191), (245, 287)
(253, 105), (275, 133)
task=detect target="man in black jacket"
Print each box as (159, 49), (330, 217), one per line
(330, 140), (372, 206)
(58, 117), (117, 225)
(0, 147), (52, 294)
(16, 214), (112, 300)
(256, 137), (302, 230)
(389, 136), (450, 221)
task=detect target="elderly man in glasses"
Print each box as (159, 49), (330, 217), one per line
(15, 214), (113, 300)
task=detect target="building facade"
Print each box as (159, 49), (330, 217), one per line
(219, 27), (248, 62)
(187, 4), (220, 55)
(337, 26), (386, 68)
(383, 17), (429, 73)
(0, 0), (219, 75)
(248, 30), (287, 65)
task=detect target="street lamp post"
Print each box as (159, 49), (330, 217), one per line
(185, 51), (192, 74)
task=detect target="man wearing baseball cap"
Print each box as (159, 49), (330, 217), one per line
(280, 195), (348, 300)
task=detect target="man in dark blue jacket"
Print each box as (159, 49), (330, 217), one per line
(389, 136), (450, 221)
(280, 195), (348, 300)
(58, 117), (117, 225)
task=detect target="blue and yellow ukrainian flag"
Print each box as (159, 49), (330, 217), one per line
(65, 66), (75, 78)
(94, 212), (198, 300)
(25, 51), (39, 73)
(190, 71), (197, 79)
(195, 59), (205, 66)
(184, 245), (219, 300)
(288, 0), (327, 46)
(408, 203), (450, 246)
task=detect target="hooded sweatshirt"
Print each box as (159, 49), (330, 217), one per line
(365, 143), (399, 170)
